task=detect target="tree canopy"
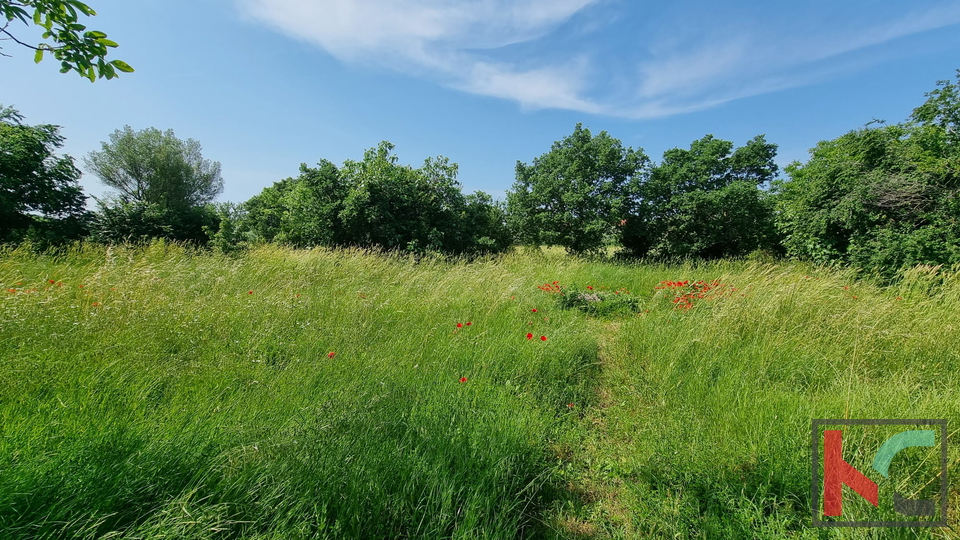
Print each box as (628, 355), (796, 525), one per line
(507, 123), (650, 254)
(243, 142), (511, 255)
(84, 126), (223, 211)
(622, 134), (780, 259)
(1, 0), (133, 80)
(0, 104), (88, 243)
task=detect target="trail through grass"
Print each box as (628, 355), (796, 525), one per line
(1, 243), (958, 538)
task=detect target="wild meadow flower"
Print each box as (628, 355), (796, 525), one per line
(459, 376), (468, 383)
(457, 322), (464, 328)
(540, 335), (547, 341)
(327, 351), (336, 359)
(526, 333), (533, 339)
(465, 322), (472, 326)
(531, 308), (538, 313)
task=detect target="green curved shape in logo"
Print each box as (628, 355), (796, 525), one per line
(872, 430), (935, 478)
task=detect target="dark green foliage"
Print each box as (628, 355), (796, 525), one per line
(242, 142), (511, 255)
(622, 134), (780, 259)
(203, 202), (248, 254)
(775, 71), (960, 279)
(0, 104), (90, 246)
(507, 123), (650, 255)
(1, 0), (133, 81)
(90, 201), (217, 244)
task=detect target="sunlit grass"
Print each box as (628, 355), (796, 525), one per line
(1, 243), (958, 538)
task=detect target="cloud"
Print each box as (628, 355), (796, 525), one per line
(238, 0), (960, 119)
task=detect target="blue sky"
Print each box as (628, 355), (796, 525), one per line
(3, 0), (960, 204)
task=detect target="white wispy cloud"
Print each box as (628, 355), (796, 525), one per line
(237, 0), (960, 119)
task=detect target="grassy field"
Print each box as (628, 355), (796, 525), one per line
(0, 243), (957, 539)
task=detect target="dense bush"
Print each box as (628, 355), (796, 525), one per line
(243, 142), (511, 255)
(774, 70), (960, 279)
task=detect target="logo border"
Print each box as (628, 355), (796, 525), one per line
(811, 419), (948, 527)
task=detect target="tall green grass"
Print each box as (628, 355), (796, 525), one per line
(1, 244), (957, 538)
(546, 261), (959, 539)
(0, 243), (597, 538)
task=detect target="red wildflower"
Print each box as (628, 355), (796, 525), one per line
(78, 285), (83, 289)
(531, 308), (538, 312)
(92, 302), (100, 307)
(49, 279), (55, 284)
(459, 376), (468, 383)
(553, 281), (558, 285)
(896, 297), (902, 300)
(567, 403), (574, 408)
(327, 351), (336, 359)
(7, 289), (15, 294)
(248, 291), (253, 295)
(587, 286), (593, 290)
(465, 322), (472, 326)
(526, 333), (533, 339)
(540, 335), (547, 341)
(457, 322), (464, 328)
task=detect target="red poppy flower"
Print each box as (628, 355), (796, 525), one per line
(567, 403), (574, 408)
(465, 322), (472, 326)
(553, 281), (558, 285)
(531, 308), (538, 312)
(540, 335), (547, 341)
(248, 291), (253, 295)
(92, 302), (100, 307)
(526, 333), (533, 339)
(456, 322), (463, 328)
(7, 289), (15, 294)
(327, 351), (336, 359)
(48, 279), (55, 284)
(78, 285), (84, 289)
(587, 286), (593, 290)
(459, 376), (468, 383)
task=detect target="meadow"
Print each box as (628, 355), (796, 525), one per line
(0, 243), (957, 539)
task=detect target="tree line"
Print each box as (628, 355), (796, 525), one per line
(2, 69), (958, 278)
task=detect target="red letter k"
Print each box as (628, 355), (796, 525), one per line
(823, 430), (879, 516)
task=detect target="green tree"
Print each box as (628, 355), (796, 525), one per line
(1, 0), (133, 80)
(622, 134), (779, 259)
(84, 126), (223, 242)
(0, 104), (89, 244)
(507, 123), (650, 254)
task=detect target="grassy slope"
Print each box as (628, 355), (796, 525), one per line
(0, 244), (957, 538)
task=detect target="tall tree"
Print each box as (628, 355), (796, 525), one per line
(85, 126), (223, 211)
(84, 126), (222, 243)
(1, 0), (133, 80)
(507, 123), (650, 254)
(0, 104), (88, 242)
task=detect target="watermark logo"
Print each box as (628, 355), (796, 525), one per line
(811, 419), (948, 527)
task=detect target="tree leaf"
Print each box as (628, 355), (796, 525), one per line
(96, 38), (119, 47)
(34, 49), (44, 64)
(110, 59), (134, 73)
